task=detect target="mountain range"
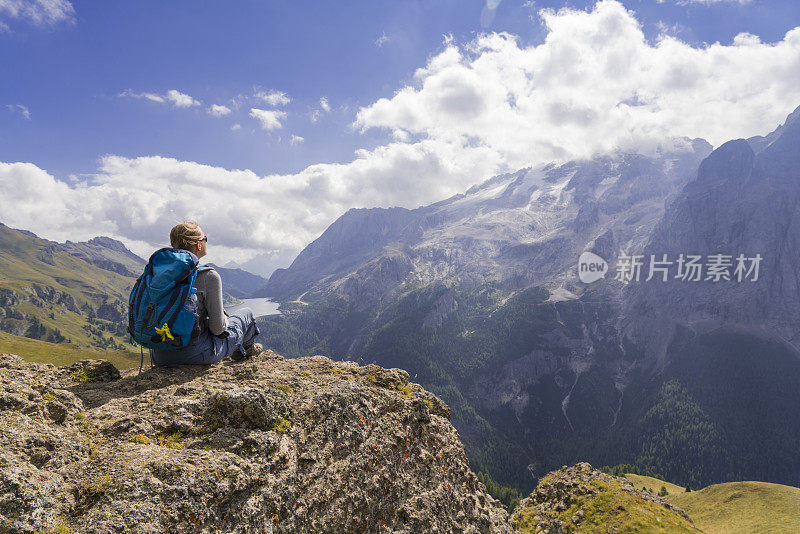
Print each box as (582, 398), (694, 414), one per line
(0, 224), (140, 350)
(206, 263), (268, 299)
(251, 104), (800, 497)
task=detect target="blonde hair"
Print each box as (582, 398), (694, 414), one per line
(170, 221), (203, 251)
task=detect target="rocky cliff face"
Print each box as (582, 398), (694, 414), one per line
(260, 207), (418, 301)
(622, 105), (800, 363)
(0, 351), (512, 533)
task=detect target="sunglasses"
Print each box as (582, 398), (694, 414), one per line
(199, 235), (208, 243)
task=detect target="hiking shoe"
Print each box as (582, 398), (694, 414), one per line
(230, 342), (263, 362)
(230, 348), (247, 361)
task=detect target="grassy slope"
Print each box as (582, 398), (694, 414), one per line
(626, 474), (800, 534)
(0, 330), (141, 370)
(515, 475), (697, 534)
(576, 479), (697, 534)
(0, 224), (137, 348)
(0, 225), (133, 302)
(625, 474), (686, 495)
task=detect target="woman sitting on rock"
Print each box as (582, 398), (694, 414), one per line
(151, 221), (262, 366)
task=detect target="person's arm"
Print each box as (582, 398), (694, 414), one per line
(204, 269), (228, 336)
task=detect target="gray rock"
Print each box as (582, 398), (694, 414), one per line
(0, 352), (513, 533)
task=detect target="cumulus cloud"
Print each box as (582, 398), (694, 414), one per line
(6, 103), (30, 119)
(254, 90), (291, 107)
(355, 0), (800, 170)
(120, 89), (200, 108)
(3, 0), (800, 267)
(250, 108), (287, 130)
(231, 123), (242, 131)
(0, 0), (74, 29)
(0, 136), (499, 264)
(375, 31), (389, 47)
(208, 104), (232, 117)
(290, 134), (304, 145)
(165, 89), (200, 108)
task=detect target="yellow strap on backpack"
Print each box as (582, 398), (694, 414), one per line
(155, 323), (174, 342)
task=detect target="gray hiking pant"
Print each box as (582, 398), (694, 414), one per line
(151, 307), (260, 366)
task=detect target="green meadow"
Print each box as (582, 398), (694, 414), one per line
(626, 474), (800, 534)
(0, 330), (141, 370)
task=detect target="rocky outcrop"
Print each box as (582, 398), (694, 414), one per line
(0, 352), (512, 533)
(509, 463), (698, 533)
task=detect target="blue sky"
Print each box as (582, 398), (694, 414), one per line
(3, 0), (798, 179)
(1, 0), (800, 275)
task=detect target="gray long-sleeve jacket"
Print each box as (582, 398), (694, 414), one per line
(195, 268), (228, 335)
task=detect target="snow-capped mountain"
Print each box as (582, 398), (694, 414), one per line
(257, 138), (712, 306)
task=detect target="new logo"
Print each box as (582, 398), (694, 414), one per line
(578, 251), (608, 283)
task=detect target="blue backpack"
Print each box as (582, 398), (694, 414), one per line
(128, 247), (202, 351)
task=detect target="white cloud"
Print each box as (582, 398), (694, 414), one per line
(355, 0), (800, 170)
(250, 108), (287, 130)
(120, 89), (199, 108)
(290, 134), (304, 145)
(254, 90), (291, 107)
(319, 97), (331, 112)
(231, 123), (242, 131)
(391, 129), (410, 142)
(6, 103), (30, 119)
(0, 136), (499, 264)
(655, 20), (689, 39)
(310, 97), (331, 122)
(165, 89), (200, 108)
(119, 90), (165, 103)
(375, 31), (389, 47)
(208, 104), (232, 117)
(0, 0), (75, 29)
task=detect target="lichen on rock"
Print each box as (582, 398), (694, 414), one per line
(510, 463), (699, 533)
(0, 351), (511, 533)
